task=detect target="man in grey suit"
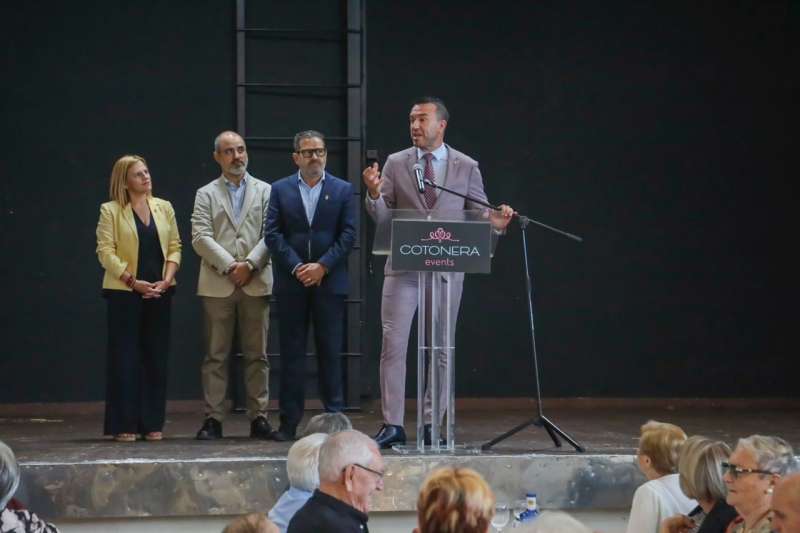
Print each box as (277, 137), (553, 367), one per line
(363, 97), (514, 448)
(191, 130), (274, 440)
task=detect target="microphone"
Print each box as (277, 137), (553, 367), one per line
(412, 162), (425, 193)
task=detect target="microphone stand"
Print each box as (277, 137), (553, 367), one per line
(423, 179), (585, 452)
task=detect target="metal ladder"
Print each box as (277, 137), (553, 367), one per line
(232, 0), (366, 410)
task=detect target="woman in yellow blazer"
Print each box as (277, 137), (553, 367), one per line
(96, 155), (181, 442)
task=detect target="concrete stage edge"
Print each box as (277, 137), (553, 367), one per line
(3, 398), (798, 521)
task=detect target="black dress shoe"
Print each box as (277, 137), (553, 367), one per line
(271, 426), (297, 442)
(250, 416), (273, 440)
(423, 424), (447, 446)
(373, 424), (406, 449)
(196, 417), (222, 440)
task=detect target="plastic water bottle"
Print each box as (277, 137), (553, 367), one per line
(516, 492), (540, 523)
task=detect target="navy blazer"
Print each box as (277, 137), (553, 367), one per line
(264, 172), (356, 295)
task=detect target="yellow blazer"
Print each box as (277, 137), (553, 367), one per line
(96, 197), (182, 291)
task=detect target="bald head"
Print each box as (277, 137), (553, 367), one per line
(773, 472), (800, 533)
(214, 130), (243, 152)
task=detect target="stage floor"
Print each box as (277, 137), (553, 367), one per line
(2, 399), (798, 520)
(4, 399), (799, 462)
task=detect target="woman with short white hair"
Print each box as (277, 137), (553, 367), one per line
(1, 440), (60, 532)
(268, 433), (328, 533)
(723, 435), (796, 533)
(625, 420), (696, 533)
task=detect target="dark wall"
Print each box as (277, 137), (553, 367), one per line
(0, 2), (235, 402)
(0, 2), (796, 403)
(364, 1), (798, 397)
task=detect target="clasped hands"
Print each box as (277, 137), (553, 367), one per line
(133, 279), (171, 299)
(227, 261), (253, 288)
(295, 262), (326, 288)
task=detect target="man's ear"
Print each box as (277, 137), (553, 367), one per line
(343, 465), (355, 491)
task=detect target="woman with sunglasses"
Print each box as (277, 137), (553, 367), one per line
(722, 435), (796, 533)
(660, 437), (737, 533)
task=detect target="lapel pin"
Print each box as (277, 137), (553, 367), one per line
(325, 194), (329, 200)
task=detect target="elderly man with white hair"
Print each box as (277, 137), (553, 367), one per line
(287, 430), (384, 533)
(773, 472), (800, 533)
(268, 433), (328, 532)
(1, 440), (60, 532)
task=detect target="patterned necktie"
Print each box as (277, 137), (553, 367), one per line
(422, 153), (437, 208)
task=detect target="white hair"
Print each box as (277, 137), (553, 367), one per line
(286, 433), (328, 491)
(318, 430), (378, 483)
(301, 413), (352, 437)
(737, 435), (797, 475)
(0, 440), (20, 509)
(514, 511), (592, 533)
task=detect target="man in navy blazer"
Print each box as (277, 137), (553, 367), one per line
(264, 130), (357, 441)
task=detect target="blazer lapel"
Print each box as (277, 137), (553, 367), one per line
(215, 177), (236, 226)
(122, 203), (138, 241)
(437, 144), (460, 211)
(405, 150), (427, 211)
(236, 174), (258, 230)
(289, 176), (311, 229)
(311, 174), (333, 228)
(148, 198), (169, 259)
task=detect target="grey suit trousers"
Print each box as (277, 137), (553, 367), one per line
(379, 271), (464, 426)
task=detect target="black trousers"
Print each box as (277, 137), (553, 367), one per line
(277, 289), (345, 429)
(104, 290), (172, 435)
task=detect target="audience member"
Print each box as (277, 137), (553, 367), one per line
(1, 440), (59, 532)
(223, 512), (278, 533)
(414, 467), (495, 533)
(772, 472), (800, 533)
(513, 510), (592, 533)
(287, 430), (384, 532)
(299, 412), (352, 437)
(626, 420), (696, 533)
(723, 435), (796, 533)
(660, 436), (736, 533)
(268, 433), (329, 532)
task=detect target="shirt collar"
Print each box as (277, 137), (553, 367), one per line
(417, 143), (448, 161)
(297, 171), (326, 186)
(223, 173), (248, 188)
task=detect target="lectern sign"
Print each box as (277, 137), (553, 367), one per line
(391, 219), (492, 273)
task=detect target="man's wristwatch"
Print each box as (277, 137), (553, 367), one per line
(244, 259), (257, 272)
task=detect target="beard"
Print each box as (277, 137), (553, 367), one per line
(228, 160), (248, 176)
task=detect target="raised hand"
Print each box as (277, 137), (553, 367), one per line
(362, 162), (383, 199)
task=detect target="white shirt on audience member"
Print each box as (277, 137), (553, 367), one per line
(625, 473), (696, 533)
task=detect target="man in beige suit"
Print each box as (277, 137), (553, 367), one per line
(192, 130), (274, 440)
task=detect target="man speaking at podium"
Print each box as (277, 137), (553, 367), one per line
(363, 96), (514, 448)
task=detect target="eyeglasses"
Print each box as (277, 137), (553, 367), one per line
(721, 462), (774, 479)
(347, 463), (385, 481)
(296, 148), (327, 158)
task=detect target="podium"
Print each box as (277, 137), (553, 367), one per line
(373, 209), (497, 452)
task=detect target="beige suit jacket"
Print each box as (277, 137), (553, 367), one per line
(191, 173), (273, 297)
